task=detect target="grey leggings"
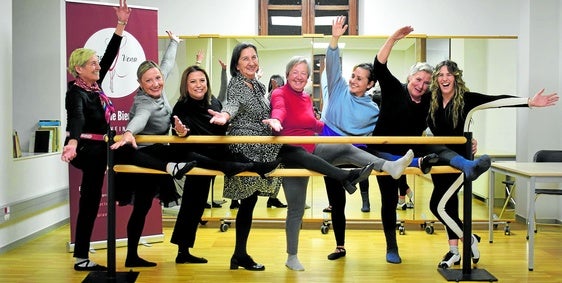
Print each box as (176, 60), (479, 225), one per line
(283, 143), (387, 255)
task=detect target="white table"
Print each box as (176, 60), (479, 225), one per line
(488, 162), (562, 271)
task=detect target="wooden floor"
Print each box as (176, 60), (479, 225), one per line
(0, 220), (561, 282)
(2, 174), (560, 282)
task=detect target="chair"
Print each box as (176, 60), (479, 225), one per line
(531, 150), (562, 233)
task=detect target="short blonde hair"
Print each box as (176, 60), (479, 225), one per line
(67, 48), (96, 78)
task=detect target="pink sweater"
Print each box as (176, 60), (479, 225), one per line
(270, 84), (324, 153)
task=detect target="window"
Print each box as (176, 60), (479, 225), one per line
(259, 0), (358, 35)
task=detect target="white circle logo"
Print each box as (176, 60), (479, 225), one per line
(84, 29), (145, 98)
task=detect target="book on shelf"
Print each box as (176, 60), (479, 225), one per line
(37, 120), (61, 152)
(33, 129), (53, 153)
(38, 119), (61, 127)
(13, 131), (22, 158)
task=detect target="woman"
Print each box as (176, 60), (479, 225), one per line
(428, 60), (558, 268)
(319, 16), (423, 264)
(268, 56), (413, 271)
(208, 43), (375, 271)
(61, 0), (130, 271)
(169, 65), (277, 264)
(109, 30), (199, 268)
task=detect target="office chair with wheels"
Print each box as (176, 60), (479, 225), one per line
(531, 149), (562, 233)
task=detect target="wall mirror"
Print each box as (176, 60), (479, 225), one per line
(161, 35), (518, 228)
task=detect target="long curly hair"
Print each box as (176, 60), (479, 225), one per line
(428, 60), (470, 129)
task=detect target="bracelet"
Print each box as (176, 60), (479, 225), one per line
(118, 20), (127, 26)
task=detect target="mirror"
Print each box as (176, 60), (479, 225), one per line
(160, 35), (517, 226)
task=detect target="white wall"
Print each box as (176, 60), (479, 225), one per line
(2, 0), (13, 209)
(516, 0), (562, 221)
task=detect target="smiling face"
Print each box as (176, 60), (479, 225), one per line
(236, 47), (259, 79)
(76, 55), (101, 84)
(139, 67), (164, 98)
(406, 70), (432, 102)
(186, 70), (208, 100)
(287, 62), (309, 92)
(348, 66), (374, 96)
(436, 65), (455, 97)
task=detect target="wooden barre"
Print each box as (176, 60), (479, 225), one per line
(113, 165), (461, 176)
(111, 135), (467, 145)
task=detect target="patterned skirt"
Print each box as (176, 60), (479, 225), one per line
(223, 129), (282, 200)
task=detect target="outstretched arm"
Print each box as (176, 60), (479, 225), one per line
(528, 88), (559, 107)
(377, 26), (413, 64)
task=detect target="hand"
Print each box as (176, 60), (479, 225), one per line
(218, 59), (227, 70)
(114, 0), (131, 23)
(208, 109), (228, 125)
(166, 30), (182, 43)
(61, 142), (77, 163)
(263, 118), (283, 132)
(196, 50), (204, 63)
(471, 138), (478, 155)
(528, 88), (559, 107)
(173, 115), (190, 137)
(110, 131), (137, 150)
(331, 16), (348, 38)
(391, 26), (414, 42)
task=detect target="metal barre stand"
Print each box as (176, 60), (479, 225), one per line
(437, 132), (497, 281)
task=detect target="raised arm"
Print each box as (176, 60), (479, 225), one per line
(329, 15), (348, 49)
(377, 26), (413, 64)
(113, 0), (131, 36)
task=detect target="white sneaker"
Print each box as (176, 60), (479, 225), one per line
(471, 234), (481, 263)
(406, 201), (414, 208)
(438, 252), (461, 268)
(396, 202), (406, 210)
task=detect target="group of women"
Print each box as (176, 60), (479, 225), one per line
(62, 1), (559, 272)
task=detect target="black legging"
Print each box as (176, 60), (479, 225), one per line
(375, 175), (400, 252)
(126, 174), (158, 260)
(398, 175), (409, 196)
(324, 177), (347, 246)
(278, 145), (349, 181)
(429, 173), (464, 240)
(170, 175), (213, 250)
(233, 191), (259, 257)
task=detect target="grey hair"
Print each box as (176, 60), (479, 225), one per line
(407, 62), (433, 81)
(285, 56), (311, 78)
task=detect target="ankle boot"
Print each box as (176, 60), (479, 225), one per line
(267, 197), (287, 208)
(360, 191), (370, 212)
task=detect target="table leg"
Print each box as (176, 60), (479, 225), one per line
(527, 177), (535, 271)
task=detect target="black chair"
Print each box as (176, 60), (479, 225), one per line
(531, 150), (562, 233)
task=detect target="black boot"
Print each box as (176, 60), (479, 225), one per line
(230, 200), (240, 209)
(267, 197), (287, 208)
(251, 160), (280, 178)
(342, 163), (374, 194)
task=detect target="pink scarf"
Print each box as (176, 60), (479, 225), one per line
(74, 77), (115, 123)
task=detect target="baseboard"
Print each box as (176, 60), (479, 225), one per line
(66, 234), (165, 253)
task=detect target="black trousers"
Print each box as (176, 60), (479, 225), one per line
(170, 175), (213, 249)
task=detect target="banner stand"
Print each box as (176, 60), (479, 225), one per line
(83, 131), (138, 283)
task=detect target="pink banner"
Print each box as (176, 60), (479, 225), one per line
(65, 1), (161, 247)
